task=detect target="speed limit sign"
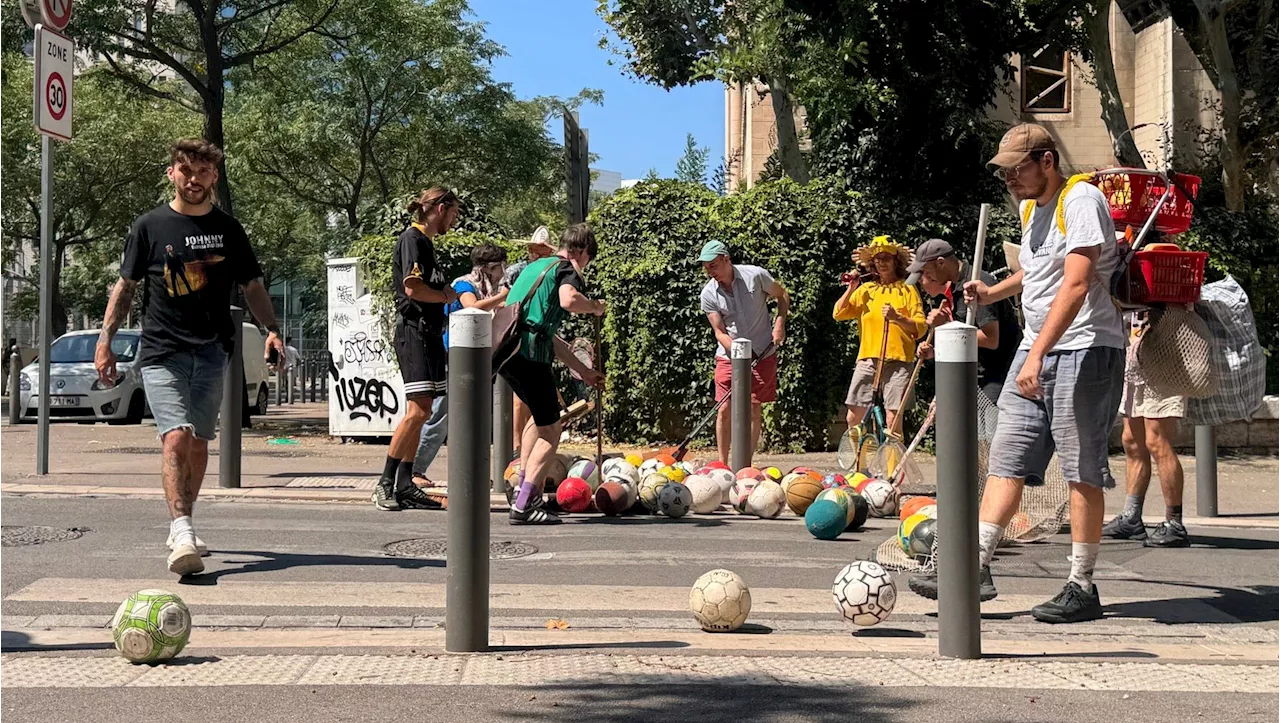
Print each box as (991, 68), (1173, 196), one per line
(33, 25), (73, 140)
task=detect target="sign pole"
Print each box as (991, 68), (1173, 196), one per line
(36, 134), (53, 475)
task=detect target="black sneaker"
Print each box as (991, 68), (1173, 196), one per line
(397, 484), (444, 510)
(1031, 581), (1103, 624)
(1102, 514), (1148, 540)
(907, 566), (998, 601)
(1144, 520), (1190, 548)
(371, 477), (400, 511)
(509, 505), (562, 525)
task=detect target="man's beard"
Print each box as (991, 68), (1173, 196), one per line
(179, 185), (210, 205)
(1011, 177), (1048, 201)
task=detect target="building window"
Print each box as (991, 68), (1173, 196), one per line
(1021, 45), (1071, 114)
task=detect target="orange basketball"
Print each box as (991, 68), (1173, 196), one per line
(900, 496), (937, 521)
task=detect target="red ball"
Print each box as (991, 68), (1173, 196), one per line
(791, 466), (814, 475)
(821, 474), (842, 489)
(555, 477), (592, 513)
(593, 481), (629, 517)
(830, 473), (848, 487)
(736, 467), (765, 481)
(854, 478), (873, 493)
(705, 461), (731, 471)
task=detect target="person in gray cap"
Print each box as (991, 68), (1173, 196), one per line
(906, 238), (1021, 404)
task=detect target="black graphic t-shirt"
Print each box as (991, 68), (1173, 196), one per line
(393, 225), (447, 334)
(120, 204), (263, 367)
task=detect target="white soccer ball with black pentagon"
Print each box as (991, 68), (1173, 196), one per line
(702, 467), (737, 504)
(689, 569), (752, 632)
(658, 482), (693, 518)
(639, 457), (665, 480)
(745, 479), (786, 519)
(111, 589), (192, 663)
(860, 479), (899, 518)
(602, 459), (640, 485)
(832, 561), (897, 627)
(729, 478), (759, 514)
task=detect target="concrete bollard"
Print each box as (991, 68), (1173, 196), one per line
(1195, 425), (1218, 518)
(730, 338), (752, 472)
(8, 355), (20, 425)
(492, 375), (514, 494)
(287, 365), (295, 405)
(219, 308), (245, 488)
(445, 308), (493, 652)
(935, 321), (981, 659)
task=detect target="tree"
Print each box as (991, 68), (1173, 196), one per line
(599, 0), (810, 183)
(1081, 0), (1145, 168)
(73, 0), (343, 210)
(1, 54), (198, 336)
(674, 133), (710, 185)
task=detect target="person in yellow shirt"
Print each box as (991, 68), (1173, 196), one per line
(833, 236), (927, 435)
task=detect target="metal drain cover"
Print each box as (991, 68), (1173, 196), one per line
(382, 539), (537, 560)
(2, 526), (87, 547)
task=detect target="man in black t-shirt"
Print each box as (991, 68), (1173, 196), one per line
(95, 139), (284, 578)
(371, 187), (461, 512)
(907, 238), (1021, 404)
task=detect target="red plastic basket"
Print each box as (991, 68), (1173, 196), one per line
(1093, 172), (1201, 234)
(1127, 249), (1208, 304)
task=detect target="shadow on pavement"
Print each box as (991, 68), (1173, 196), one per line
(1104, 584), (1279, 624)
(179, 550), (444, 584)
(0, 631), (114, 653)
(1187, 534), (1278, 551)
(491, 640), (690, 653)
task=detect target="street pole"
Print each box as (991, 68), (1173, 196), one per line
(730, 338), (752, 472)
(492, 375), (513, 494)
(36, 135), (53, 475)
(8, 355), (21, 425)
(935, 320), (981, 659)
(219, 308), (244, 488)
(446, 308), (492, 652)
(1195, 425), (1218, 518)
(287, 365), (294, 405)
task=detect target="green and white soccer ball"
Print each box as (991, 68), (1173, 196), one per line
(689, 569), (752, 632)
(111, 589), (192, 663)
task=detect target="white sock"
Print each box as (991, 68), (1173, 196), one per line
(170, 516), (196, 548)
(977, 522), (1004, 569)
(1067, 542), (1100, 590)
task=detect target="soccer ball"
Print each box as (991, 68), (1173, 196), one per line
(832, 561), (897, 627)
(860, 479), (899, 518)
(689, 569), (752, 632)
(112, 589), (192, 663)
(685, 475), (722, 514)
(602, 458), (640, 485)
(639, 457), (665, 479)
(702, 467), (737, 504)
(659, 465), (687, 484)
(745, 479), (785, 519)
(658, 482), (692, 518)
(638, 473), (668, 513)
(567, 459), (600, 490)
(729, 478), (759, 513)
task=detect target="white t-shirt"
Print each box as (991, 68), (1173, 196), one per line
(700, 264), (775, 358)
(1018, 181), (1126, 352)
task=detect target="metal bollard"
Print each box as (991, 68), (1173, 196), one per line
(287, 366), (295, 405)
(445, 308), (493, 652)
(276, 367), (284, 406)
(730, 338), (752, 472)
(935, 321), (981, 659)
(1195, 425), (1218, 518)
(8, 355), (21, 425)
(492, 375), (514, 494)
(302, 360), (311, 402)
(309, 360), (318, 402)
(219, 308), (245, 488)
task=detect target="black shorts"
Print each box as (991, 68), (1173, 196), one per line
(395, 318), (446, 399)
(499, 353), (560, 427)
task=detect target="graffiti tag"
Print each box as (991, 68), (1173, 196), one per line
(329, 360), (400, 422)
(341, 332), (386, 363)
(332, 312), (352, 329)
(336, 285), (355, 305)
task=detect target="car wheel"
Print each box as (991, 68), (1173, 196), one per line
(252, 382), (269, 416)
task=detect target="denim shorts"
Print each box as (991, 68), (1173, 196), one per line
(988, 346), (1124, 488)
(141, 342), (228, 441)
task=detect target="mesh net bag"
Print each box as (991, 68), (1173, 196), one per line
(872, 390), (1069, 573)
(1137, 305), (1218, 399)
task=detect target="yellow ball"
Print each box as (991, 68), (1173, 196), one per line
(899, 512), (932, 553)
(849, 472), (869, 488)
(762, 467), (783, 483)
(625, 454), (644, 468)
(659, 465), (687, 483)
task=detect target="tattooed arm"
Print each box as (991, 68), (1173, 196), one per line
(241, 278), (286, 365)
(95, 278), (138, 384)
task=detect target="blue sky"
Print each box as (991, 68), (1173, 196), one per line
(468, 0), (726, 181)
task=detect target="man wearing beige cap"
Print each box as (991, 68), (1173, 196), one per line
(910, 124), (1125, 624)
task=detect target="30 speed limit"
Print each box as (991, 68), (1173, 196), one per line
(34, 25), (73, 140)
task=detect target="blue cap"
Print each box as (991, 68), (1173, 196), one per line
(698, 240), (729, 263)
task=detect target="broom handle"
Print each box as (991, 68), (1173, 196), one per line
(966, 203), (991, 326)
(594, 315), (603, 471)
(893, 400), (936, 488)
(890, 328), (933, 438)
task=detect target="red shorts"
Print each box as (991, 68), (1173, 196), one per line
(714, 354), (778, 403)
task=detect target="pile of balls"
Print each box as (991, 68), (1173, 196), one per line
(689, 560), (898, 633)
(786, 469), (901, 542)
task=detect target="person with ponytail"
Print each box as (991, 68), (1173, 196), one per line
(372, 187), (461, 511)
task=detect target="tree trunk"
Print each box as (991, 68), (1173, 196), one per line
(1086, 0), (1145, 168)
(1194, 0), (1246, 210)
(203, 90), (233, 214)
(766, 78), (810, 185)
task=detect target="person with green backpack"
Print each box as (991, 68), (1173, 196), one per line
(501, 224), (606, 525)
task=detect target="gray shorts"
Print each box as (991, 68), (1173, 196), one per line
(846, 359), (913, 410)
(988, 347), (1124, 488)
(141, 342), (228, 441)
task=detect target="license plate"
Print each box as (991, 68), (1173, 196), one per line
(49, 396), (80, 407)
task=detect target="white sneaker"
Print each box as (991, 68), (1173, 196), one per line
(167, 543), (204, 577)
(166, 532), (209, 557)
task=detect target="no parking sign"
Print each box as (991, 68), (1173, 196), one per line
(33, 25), (73, 140)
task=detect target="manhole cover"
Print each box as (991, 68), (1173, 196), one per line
(382, 539), (538, 560)
(2, 526), (87, 547)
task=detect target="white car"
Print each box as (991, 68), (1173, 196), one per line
(19, 325), (272, 425)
